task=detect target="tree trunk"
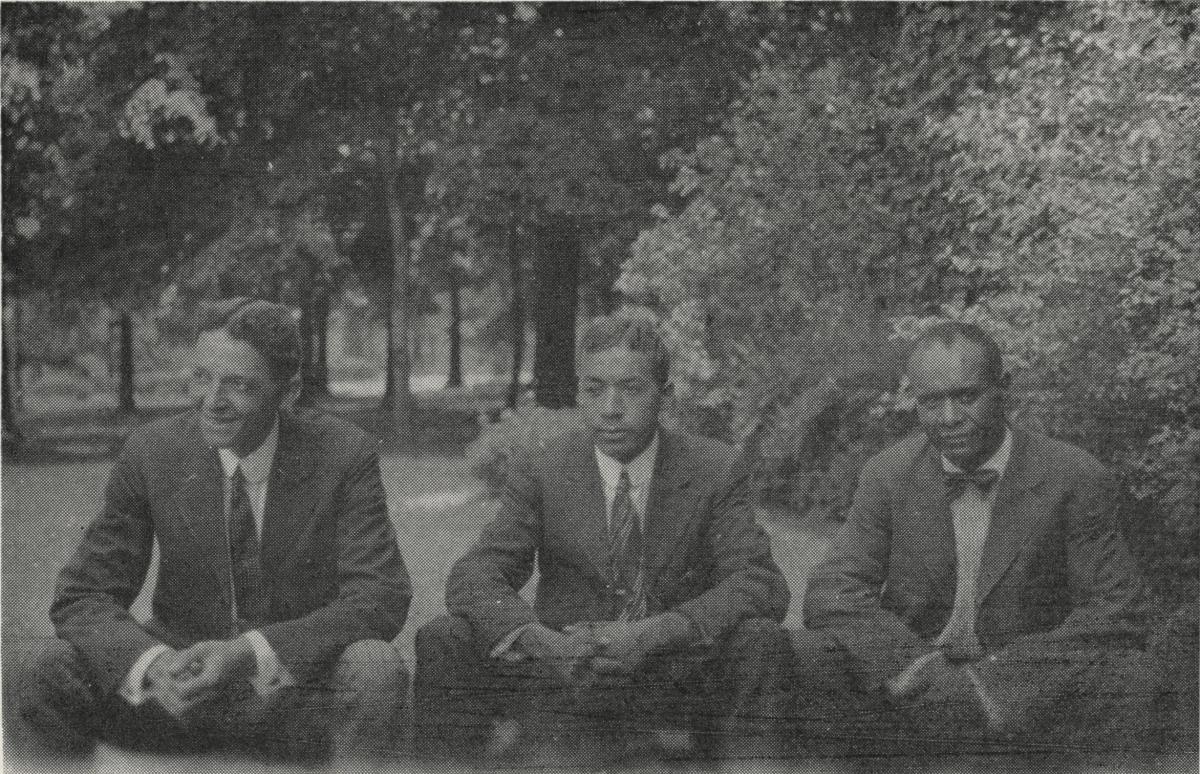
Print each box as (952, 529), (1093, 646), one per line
(445, 264), (463, 389)
(310, 289), (330, 397)
(117, 311), (136, 414)
(2, 290), (21, 454)
(531, 214), (580, 409)
(507, 214), (526, 410)
(382, 297), (395, 407)
(295, 291), (314, 405)
(379, 139), (416, 441)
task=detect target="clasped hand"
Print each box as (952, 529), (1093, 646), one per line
(519, 614), (693, 689)
(144, 637), (257, 718)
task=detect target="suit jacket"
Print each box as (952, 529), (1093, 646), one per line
(447, 428), (789, 653)
(804, 428), (1152, 687)
(51, 409), (411, 694)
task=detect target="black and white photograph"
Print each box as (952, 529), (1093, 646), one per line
(2, 3), (1197, 773)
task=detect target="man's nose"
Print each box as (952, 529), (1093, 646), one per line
(601, 388), (624, 417)
(939, 397), (962, 424)
(202, 382), (228, 411)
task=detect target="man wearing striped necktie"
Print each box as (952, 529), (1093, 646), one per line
(416, 312), (790, 766)
(14, 299), (411, 767)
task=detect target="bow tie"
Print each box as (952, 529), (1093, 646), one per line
(945, 468), (1000, 498)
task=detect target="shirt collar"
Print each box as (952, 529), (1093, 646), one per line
(942, 427), (1013, 477)
(594, 432), (660, 493)
(218, 417), (280, 484)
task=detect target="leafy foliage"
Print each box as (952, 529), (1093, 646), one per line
(620, 0), (1200, 590)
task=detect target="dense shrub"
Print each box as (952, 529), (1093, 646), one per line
(465, 397), (583, 491)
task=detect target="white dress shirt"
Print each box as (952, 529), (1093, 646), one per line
(119, 419), (294, 705)
(934, 428), (1014, 657)
(593, 433), (660, 532)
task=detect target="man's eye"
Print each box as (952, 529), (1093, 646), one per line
(192, 370), (212, 385)
(955, 389), (981, 404)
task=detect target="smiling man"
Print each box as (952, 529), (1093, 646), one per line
(792, 321), (1162, 757)
(414, 311), (790, 766)
(14, 298), (411, 766)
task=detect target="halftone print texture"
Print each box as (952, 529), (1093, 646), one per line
(2, 3), (1197, 774)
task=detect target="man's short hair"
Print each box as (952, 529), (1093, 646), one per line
(198, 297), (301, 384)
(908, 321), (1005, 387)
(579, 311), (671, 385)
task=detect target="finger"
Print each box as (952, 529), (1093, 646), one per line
(170, 658), (204, 680)
(173, 670), (221, 701)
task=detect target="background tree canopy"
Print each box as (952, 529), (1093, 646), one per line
(4, 2), (1197, 601)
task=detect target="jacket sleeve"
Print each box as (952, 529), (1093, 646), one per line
(804, 457), (937, 690)
(1006, 465), (1153, 654)
(672, 461), (790, 642)
(50, 431), (163, 696)
(445, 451), (541, 655)
(258, 434), (411, 682)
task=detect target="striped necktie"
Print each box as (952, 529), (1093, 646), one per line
(609, 467), (646, 620)
(229, 465), (263, 630)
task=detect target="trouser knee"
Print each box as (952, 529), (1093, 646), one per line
(726, 617), (790, 662)
(13, 638), (98, 754)
(415, 615), (476, 681)
(788, 627), (854, 693)
(332, 639), (408, 699)
(416, 615), (473, 657)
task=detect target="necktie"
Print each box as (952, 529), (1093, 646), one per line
(938, 471), (995, 662)
(229, 465), (263, 630)
(609, 468), (646, 620)
(945, 468), (999, 499)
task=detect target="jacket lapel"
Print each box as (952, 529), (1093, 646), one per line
(261, 411), (321, 573)
(977, 429), (1045, 604)
(643, 431), (696, 575)
(168, 416), (230, 589)
(906, 443), (958, 588)
(561, 431), (609, 581)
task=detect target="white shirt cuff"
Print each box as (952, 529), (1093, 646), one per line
(118, 643), (171, 706)
(244, 630), (296, 695)
(490, 623), (536, 661)
(886, 649), (943, 698)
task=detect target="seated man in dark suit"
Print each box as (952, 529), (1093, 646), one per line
(792, 321), (1162, 757)
(13, 299), (411, 766)
(414, 312), (791, 765)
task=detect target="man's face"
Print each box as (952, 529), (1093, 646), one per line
(578, 347), (665, 464)
(189, 329), (285, 456)
(908, 339), (1007, 470)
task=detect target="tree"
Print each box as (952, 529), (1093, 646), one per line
(4, 3), (227, 417)
(430, 2), (773, 408)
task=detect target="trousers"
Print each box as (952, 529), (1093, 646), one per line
(11, 636), (408, 765)
(787, 626), (1171, 761)
(412, 614), (791, 763)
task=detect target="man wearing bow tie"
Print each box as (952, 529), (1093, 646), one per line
(13, 299), (411, 766)
(793, 322), (1161, 755)
(413, 312), (790, 766)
